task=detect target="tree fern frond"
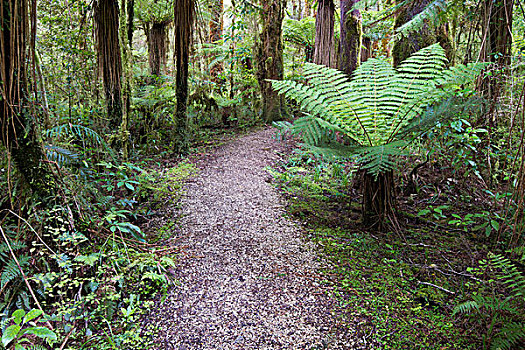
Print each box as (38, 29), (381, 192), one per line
(396, 0), (448, 37)
(0, 241), (26, 262)
(271, 44), (484, 176)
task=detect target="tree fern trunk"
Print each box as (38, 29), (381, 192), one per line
(362, 170), (395, 229)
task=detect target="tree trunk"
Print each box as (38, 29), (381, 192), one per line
(94, 0), (123, 130)
(480, 0), (513, 115)
(174, 0), (196, 153)
(209, 0), (224, 83)
(0, 0), (55, 202)
(255, 0), (286, 122)
(361, 36), (371, 62)
(127, 0), (134, 46)
(313, 0), (336, 67)
(392, 0), (435, 67)
(362, 170), (395, 229)
(147, 21), (169, 78)
(338, 0), (361, 75)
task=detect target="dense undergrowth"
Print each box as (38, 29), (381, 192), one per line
(271, 117), (525, 349)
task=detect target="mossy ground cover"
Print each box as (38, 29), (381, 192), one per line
(270, 149), (499, 349)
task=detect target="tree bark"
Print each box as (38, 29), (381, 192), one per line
(255, 0), (286, 122)
(94, 0), (123, 130)
(479, 0), (513, 108)
(393, 0), (430, 66)
(147, 21), (169, 77)
(1, 0), (55, 202)
(209, 0), (224, 83)
(174, 0), (196, 153)
(339, 0), (362, 75)
(362, 170), (395, 229)
(313, 0), (336, 67)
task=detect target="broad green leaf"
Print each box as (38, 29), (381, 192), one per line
(23, 327), (58, 342)
(23, 309), (43, 324)
(2, 324), (21, 347)
(12, 309), (25, 325)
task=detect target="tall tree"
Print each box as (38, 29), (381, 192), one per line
(313, 0), (335, 67)
(0, 0), (55, 201)
(338, 0), (362, 75)
(255, 0), (286, 122)
(173, 0), (196, 152)
(94, 0), (123, 130)
(480, 0), (514, 104)
(209, 0), (224, 82)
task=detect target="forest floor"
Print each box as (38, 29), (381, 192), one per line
(146, 127), (360, 349)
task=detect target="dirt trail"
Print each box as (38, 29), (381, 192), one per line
(150, 127), (358, 349)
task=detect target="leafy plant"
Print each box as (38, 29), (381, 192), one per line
(1, 309), (57, 349)
(271, 43), (486, 226)
(454, 253), (525, 350)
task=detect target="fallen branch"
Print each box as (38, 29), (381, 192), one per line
(418, 281), (455, 295)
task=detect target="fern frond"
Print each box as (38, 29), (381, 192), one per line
(453, 300), (480, 315)
(271, 44), (484, 176)
(45, 145), (80, 167)
(396, 0), (447, 37)
(1, 255), (29, 288)
(0, 241), (26, 262)
(491, 322), (525, 350)
(44, 124), (114, 155)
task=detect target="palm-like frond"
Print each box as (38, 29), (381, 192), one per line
(270, 43), (486, 176)
(396, 0), (448, 36)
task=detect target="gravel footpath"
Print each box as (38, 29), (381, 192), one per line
(150, 127), (360, 349)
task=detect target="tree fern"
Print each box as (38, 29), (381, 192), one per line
(270, 43), (486, 177)
(44, 124), (114, 155)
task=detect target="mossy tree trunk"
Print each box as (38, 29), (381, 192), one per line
(338, 0), (362, 75)
(392, 0), (453, 67)
(255, 0), (286, 123)
(173, 0), (196, 153)
(362, 170), (395, 229)
(146, 21), (169, 78)
(313, 0), (336, 67)
(0, 0), (55, 203)
(94, 0), (123, 131)
(209, 0), (224, 83)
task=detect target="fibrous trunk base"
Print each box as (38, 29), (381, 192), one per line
(362, 170), (395, 230)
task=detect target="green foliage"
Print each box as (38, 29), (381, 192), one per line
(283, 18), (315, 48)
(135, 0), (173, 23)
(271, 44), (486, 176)
(454, 253), (525, 350)
(1, 309), (57, 349)
(396, 0), (448, 36)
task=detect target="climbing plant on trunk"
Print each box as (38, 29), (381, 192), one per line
(271, 44), (486, 228)
(255, 0), (286, 122)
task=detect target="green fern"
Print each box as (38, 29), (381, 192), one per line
(454, 253), (525, 350)
(283, 18), (315, 48)
(396, 0), (448, 37)
(1, 255), (29, 289)
(270, 43), (486, 176)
